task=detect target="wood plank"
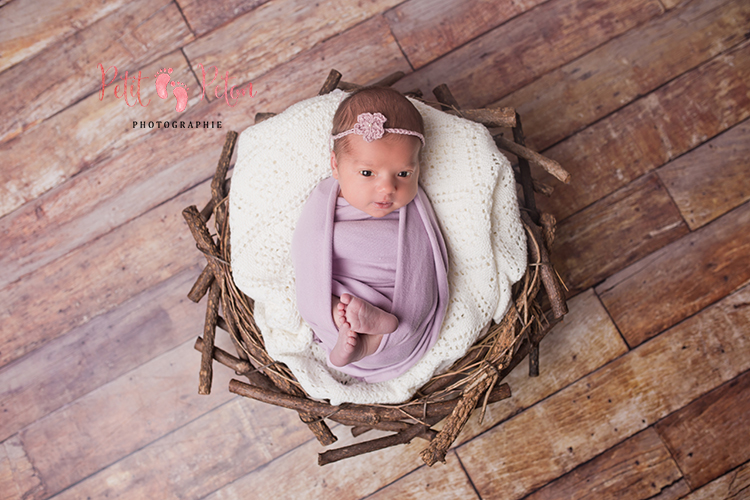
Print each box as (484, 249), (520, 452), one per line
(384, 0), (547, 69)
(181, 0), (403, 101)
(523, 428), (682, 500)
(536, 39), (750, 222)
(177, 0), (271, 37)
(596, 200), (750, 347)
(679, 460), (750, 500)
(645, 479), (692, 500)
(455, 289), (628, 445)
(655, 369), (750, 490)
(0, 176), (207, 369)
(0, 118), (220, 290)
(364, 451), (479, 500)
(0, 0), (193, 146)
(551, 173), (689, 296)
(0, 14), (408, 291)
(392, 0), (663, 108)
(0, 0), (130, 74)
(662, 0), (688, 10)
(48, 397), (312, 500)
(19, 336), (238, 498)
(224, 16), (411, 112)
(492, 0), (750, 151)
(0, 51), (202, 219)
(0, 265), (203, 442)
(658, 119), (750, 230)
(201, 425), (422, 499)
(0, 435), (46, 500)
(455, 283), (750, 500)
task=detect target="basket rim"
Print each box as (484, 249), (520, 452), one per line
(182, 70), (570, 466)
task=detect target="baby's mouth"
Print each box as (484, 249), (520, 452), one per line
(373, 201), (393, 209)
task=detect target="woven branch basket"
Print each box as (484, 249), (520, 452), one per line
(182, 69), (570, 467)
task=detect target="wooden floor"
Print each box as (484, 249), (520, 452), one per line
(2, 0), (750, 498)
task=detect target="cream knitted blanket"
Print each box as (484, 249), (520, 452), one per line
(229, 90), (526, 406)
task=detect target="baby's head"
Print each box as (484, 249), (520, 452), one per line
(330, 86), (425, 218)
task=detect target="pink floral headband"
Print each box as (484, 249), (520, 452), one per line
(331, 112), (425, 147)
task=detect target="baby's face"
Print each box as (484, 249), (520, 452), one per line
(331, 135), (420, 218)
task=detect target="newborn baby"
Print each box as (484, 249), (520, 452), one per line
(291, 86), (450, 383)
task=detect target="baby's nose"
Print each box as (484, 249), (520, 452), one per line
(378, 177), (396, 193)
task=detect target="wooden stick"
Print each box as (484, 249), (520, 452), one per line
(444, 108), (516, 128)
(420, 363), (498, 466)
(350, 421), (439, 439)
(211, 132), (237, 234)
(337, 81), (359, 91)
(195, 336), (251, 373)
(533, 177), (555, 197)
(540, 212), (557, 250)
(217, 315), (228, 332)
(182, 206), (222, 267)
(350, 421), (410, 437)
(432, 83), (461, 111)
(335, 72), (404, 92)
(433, 84), (515, 128)
(487, 313), (522, 363)
(199, 197), (215, 223)
(318, 418), (438, 466)
(319, 69), (342, 95)
(333, 72), (405, 93)
(188, 265), (214, 303)
(512, 113), (540, 224)
(229, 379), (510, 424)
(494, 134), (570, 184)
(194, 337), (279, 393)
(373, 71), (406, 87)
(522, 212), (568, 319)
(198, 281), (221, 395)
(211, 131), (237, 203)
(199, 170), (231, 221)
(183, 206), (249, 367)
(529, 338), (540, 377)
(254, 112), (276, 124)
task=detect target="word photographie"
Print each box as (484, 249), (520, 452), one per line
(133, 120), (222, 129)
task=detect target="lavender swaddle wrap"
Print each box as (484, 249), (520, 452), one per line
(291, 176), (449, 383)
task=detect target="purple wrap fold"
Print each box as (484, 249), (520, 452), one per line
(291, 176), (450, 383)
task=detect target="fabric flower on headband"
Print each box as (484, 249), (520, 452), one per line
(353, 112), (388, 142)
(330, 111), (426, 147)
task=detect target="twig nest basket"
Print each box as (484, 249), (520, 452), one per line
(182, 70), (570, 466)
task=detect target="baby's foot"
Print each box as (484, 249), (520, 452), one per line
(154, 68), (173, 99)
(340, 293), (398, 335)
(171, 81), (189, 112)
(329, 322), (365, 367)
(334, 301), (347, 329)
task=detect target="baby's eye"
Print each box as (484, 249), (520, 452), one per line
(398, 171), (412, 178)
(359, 170), (373, 177)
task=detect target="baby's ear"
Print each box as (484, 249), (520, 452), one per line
(330, 150), (339, 179)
